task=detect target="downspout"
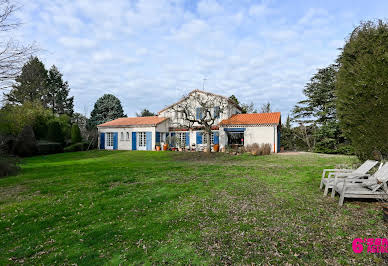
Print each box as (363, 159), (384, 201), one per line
(273, 125), (276, 153)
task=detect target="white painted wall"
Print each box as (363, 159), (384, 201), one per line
(158, 92), (240, 127)
(219, 125), (279, 153)
(98, 126), (156, 150)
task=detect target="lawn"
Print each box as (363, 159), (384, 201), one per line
(0, 151), (386, 264)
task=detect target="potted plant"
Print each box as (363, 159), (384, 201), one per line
(213, 144), (219, 152)
(155, 142), (161, 151)
(163, 143), (168, 151)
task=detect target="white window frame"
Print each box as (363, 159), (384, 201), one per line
(203, 132), (214, 145)
(126, 132), (130, 141)
(137, 132), (147, 150)
(120, 132), (124, 141)
(177, 132), (186, 148)
(106, 132), (114, 148)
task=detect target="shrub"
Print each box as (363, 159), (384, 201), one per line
(64, 142), (88, 152)
(0, 156), (20, 177)
(71, 124), (82, 144)
(47, 120), (65, 143)
(246, 143), (272, 156)
(0, 101), (53, 137)
(36, 140), (63, 155)
(262, 143), (272, 155)
(13, 125), (37, 157)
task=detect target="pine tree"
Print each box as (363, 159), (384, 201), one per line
(88, 94), (125, 129)
(45, 65), (74, 115)
(337, 20), (388, 159)
(4, 57), (48, 104)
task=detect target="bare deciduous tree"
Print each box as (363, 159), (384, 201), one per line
(172, 91), (228, 153)
(0, 0), (36, 90)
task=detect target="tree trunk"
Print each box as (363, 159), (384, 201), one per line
(206, 130), (211, 153)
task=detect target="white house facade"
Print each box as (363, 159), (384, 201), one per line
(97, 90), (281, 152)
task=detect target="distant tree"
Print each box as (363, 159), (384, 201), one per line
(136, 108), (155, 117)
(292, 65), (337, 125)
(71, 124), (82, 144)
(259, 102), (272, 113)
(337, 20), (388, 160)
(241, 102), (257, 113)
(88, 94), (125, 129)
(4, 56), (47, 104)
(45, 65), (74, 115)
(71, 112), (88, 138)
(280, 115), (294, 150)
(47, 120), (64, 144)
(0, 0), (37, 89)
(228, 95), (239, 105)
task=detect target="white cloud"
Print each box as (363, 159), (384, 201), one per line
(58, 37), (96, 48)
(10, 0), (377, 118)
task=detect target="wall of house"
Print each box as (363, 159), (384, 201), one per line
(219, 125), (279, 153)
(98, 126), (157, 150)
(158, 92), (240, 128)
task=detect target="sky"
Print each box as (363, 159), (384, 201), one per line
(10, 0), (388, 118)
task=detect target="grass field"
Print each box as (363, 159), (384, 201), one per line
(0, 151), (386, 264)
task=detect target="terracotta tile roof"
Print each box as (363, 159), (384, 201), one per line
(158, 89), (242, 114)
(219, 112), (281, 125)
(98, 116), (168, 127)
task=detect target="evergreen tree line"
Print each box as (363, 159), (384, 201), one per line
(282, 20), (388, 160)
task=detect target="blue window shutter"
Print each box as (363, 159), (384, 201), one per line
(113, 132), (118, 150)
(185, 132), (189, 146)
(100, 133), (105, 149)
(132, 132), (136, 150)
(196, 132), (202, 144)
(214, 132), (219, 144)
(277, 128), (281, 152)
(214, 106), (220, 118)
(196, 107), (200, 119)
(146, 132), (152, 150)
(156, 132), (160, 143)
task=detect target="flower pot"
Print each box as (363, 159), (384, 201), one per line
(163, 144), (168, 151)
(156, 146), (161, 151)
(213, 144), (219, 152)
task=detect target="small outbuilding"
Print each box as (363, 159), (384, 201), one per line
(219, 112), (281, 153)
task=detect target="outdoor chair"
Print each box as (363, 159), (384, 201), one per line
(331, 163), (388, 206)
(320, 160), (379, 196)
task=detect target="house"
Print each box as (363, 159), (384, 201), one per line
(97, 90), (281, 152)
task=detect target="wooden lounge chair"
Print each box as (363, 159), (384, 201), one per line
(331, 163), (388, 206)
(320, 160), (379, 196)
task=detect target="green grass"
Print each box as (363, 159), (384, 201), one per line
(0, 151), (386, 264)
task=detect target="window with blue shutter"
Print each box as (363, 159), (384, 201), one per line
(185, 132), (189, 146)
(146, 132), (152, 150)
(132, 132), (136, 150)
(214, 106), (220, 118)
(156, 132), (160, 143)
(213, 132), (219, 144)
(113, 132), (118, 150)
(196, 132), (202, 144)
(100, 133), (105, 149)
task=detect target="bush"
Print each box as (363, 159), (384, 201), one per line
(64, 142), (88, 152)
(13, 125), (37, 157)
(0, 156), (20, 177)
(36, 140), (63, 155)
(71, 124), (82, 144)
(337, 20), (388, 160)
(246, 143), (272, 156)
(47, 120), (65, 143)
